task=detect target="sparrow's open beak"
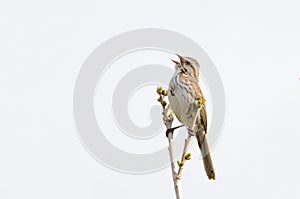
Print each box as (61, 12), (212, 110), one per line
(171, 59), (180, 65)
(176, 54), (185, 66)
(172, 54), (185, 66)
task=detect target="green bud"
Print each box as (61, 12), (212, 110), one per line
(162, 90), (168, 96)
(177, 161), (184, 167)
(156, 87), (163, 94)
(162, 100), (167, 106)
(200, 96), (206, 106)
(185, 153), (191, 160)
(195, 96), (206, 108)
(168, 110), (173, 117)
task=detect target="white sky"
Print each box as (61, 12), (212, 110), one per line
(0, 0), (299, 199)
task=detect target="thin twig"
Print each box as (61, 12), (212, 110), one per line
(157, 87), (204, 199)
(157, 87), (182, 199)
(177, 107), (202, 179)
(167, 131), (181, 199)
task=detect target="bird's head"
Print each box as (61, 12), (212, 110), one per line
(172, 54), (200, 79)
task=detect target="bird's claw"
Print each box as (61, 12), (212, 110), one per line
(188, 128), (196, 136)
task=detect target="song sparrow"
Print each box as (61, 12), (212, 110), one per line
(168, 54), (215, 180)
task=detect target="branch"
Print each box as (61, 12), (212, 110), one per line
(156, 87), (181, 199)
(156, 87), (205, 199)
(177, 107), (201, 179)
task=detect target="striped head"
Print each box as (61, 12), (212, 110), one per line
(172, 54), (200, 80)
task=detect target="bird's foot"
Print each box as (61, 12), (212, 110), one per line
(187, 128), (196, 136)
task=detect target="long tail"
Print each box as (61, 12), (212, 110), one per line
(196, 130), (216, 180)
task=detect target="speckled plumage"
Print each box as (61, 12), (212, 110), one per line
(168, 55), (215, 180)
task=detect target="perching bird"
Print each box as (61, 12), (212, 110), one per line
(168, 54), (215, 180)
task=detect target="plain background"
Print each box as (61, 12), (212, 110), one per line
(1, 0), (300, 198)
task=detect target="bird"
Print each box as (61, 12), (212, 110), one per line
(168, 54), (215, 180)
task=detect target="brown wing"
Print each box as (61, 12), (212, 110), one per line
(200, 106), (208, 133)
(192, 81), (208, 133)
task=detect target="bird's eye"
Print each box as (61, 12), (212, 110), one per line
(186, 61), (190, 65)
